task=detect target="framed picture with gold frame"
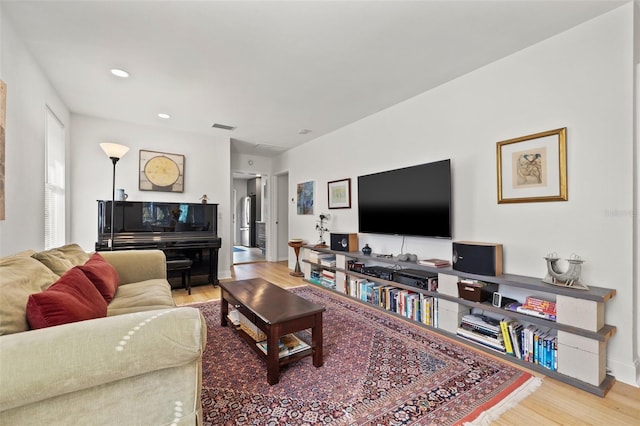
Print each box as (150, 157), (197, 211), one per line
(139, 149), (185, 192)
(497, 127), (567, 204)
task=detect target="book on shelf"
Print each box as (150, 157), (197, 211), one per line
(320, 255), (336, 267)
(499, 319), (515, 356)
(461, 314), (501, 334)
(226, 309), (240, 326)
(516, 305), (557, 321)
(523, 296), (557, 315)
(508, 321), (523, 360)
(456, 327), (506, 353)
(418, 258), (451, 267)
(459, 322), (502, 340)
(256, 334), (310, 358)
(308, 250), (330, 263)
(322, 270), (335, 279)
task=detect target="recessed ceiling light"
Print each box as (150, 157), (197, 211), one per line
(110, 68), (130, 78)
(157, 113), (171, 119)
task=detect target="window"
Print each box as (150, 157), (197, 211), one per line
(44, 107), (65, 249)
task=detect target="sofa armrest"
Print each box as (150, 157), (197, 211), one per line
(99, 249), (167, 284)
(0, 307), (205, 412)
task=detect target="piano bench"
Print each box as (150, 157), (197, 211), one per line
(166, 258), (193, 295)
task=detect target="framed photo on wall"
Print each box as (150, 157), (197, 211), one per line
(139, 149), (185, 192)
(328, 178), (351, 209)
(497, 127), (567, 204)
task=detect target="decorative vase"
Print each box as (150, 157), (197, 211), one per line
(362, 244), (372, 256)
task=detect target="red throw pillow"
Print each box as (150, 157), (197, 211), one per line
(26, 267), (108, 330)
(77, 252), (120, 303)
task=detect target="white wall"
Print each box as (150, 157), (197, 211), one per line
(279, 4), (638, 386)
(0, 11), (70, 255)
(69, 114), (232, 279)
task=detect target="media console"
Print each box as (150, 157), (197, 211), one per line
(301, 245), (617, 397)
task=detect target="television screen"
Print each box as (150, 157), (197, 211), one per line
(357, 159), (452, 239)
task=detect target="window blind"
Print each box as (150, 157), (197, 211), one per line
(44, 107), (65, 249)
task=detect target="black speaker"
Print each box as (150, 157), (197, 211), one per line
(330, 233), (358, 252)
(452, 241), (503, 276)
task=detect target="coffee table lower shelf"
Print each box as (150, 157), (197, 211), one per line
(235, 327), (315, 368)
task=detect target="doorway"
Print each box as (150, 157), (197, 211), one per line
(232, 174), (266, 264)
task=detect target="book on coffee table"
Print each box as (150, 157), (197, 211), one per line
(256, 334), (310, 358)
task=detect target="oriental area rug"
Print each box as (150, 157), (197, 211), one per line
(195, 286), (540, 425)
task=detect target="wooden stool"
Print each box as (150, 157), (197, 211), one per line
(166, 258), (193, 294)
(288, 239), (305, 277)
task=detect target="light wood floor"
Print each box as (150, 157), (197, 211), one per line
(173, 261), (640, 425)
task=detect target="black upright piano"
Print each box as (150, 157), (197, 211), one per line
(95, 200), (222, 285)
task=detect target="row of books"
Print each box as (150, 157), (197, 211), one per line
(457, 314), (558, 371)
(520, 325), (557, 370)
(349, 277), (439, 326)
(309, 268), (336, 289)
(256, 334), (311, 359)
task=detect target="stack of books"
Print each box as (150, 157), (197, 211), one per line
(321, 269), (336, 289)
(506, 296), (557, 321)
(418, 258), (451, 268)
(456, 314), (505, 353)
(320, 255), (336, 268)
(308, 251), (334, 264)
(309, 269), (322, 285)
(256, 334), (310, 358)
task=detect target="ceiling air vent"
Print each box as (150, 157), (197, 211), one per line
(255, 144), (286, 152)
(211, 123), (236, 131)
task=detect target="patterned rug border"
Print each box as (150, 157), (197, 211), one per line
(302, 285), (543, 425)
(194, 284), (541, 425)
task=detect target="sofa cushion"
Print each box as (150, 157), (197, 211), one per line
(77, 252), (120, 302)
(0, 256), (60, 335)
(31, 244), (91, 276)
(26, 267), (108, 330)
(31, 250), (73, 276)
(107, 279), (175, 316)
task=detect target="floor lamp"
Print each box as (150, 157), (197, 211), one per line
(100, 142), (130, 250)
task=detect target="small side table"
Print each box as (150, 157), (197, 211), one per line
(166, 258), (193, 294)
(288, 239), (305, 277)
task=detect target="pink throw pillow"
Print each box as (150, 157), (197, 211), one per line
(26, 267), (108, 329)
(77, 252), (120, 303)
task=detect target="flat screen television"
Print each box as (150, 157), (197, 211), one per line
(357, 159), (452, 239)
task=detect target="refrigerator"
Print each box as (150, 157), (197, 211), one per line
(240, 196), (256, 247)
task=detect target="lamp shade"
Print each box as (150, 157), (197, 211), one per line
(100, 143), (130, 159)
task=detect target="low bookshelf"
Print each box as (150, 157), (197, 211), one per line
(301, 245), (617, 397)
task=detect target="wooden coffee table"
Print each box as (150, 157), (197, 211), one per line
(220, 278), (325, 385)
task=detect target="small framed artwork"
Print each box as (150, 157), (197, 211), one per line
(497, 127), (567, 204)
(328, 178), (351, 209)
(297, 181), (314, 215)
(139, 149), (185, 193)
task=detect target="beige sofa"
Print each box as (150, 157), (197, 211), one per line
(0, 244), (206, 425)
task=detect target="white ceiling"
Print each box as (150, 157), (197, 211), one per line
(2, 0), (625, 157)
